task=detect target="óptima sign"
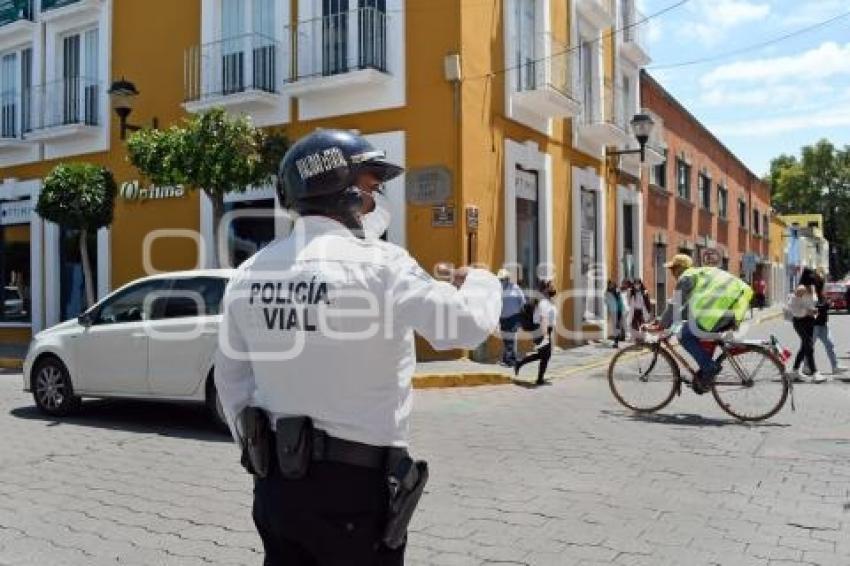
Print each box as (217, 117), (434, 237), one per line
(120, 181), (186, 202)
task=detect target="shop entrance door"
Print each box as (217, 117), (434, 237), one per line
(515, 167), (539, 291)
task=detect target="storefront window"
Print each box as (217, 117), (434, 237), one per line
(515, 168), (539, 291)
(0, 207), (32, 323)
(225, 198), (276, 267)
(60, 227), (98, 321)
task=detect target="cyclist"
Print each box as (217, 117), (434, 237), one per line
(649, 254), (753, 394)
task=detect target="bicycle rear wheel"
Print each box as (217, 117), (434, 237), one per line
(608, 343), (680, 413)
(711, 345), (789, 422)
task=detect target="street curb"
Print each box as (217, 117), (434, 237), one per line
(0, 358), (22, 370)
(412, 372), (511, 389)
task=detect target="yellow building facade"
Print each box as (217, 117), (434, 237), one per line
(0, 0), (652, 357)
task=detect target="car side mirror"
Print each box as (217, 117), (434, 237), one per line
(78, 312), (93, 327)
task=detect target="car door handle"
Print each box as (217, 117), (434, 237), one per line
(130, 333), (148, 338)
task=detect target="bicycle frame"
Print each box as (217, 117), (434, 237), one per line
(648, 335), (759, 389)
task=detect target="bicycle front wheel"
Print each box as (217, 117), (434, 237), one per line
(712, 345), (789, 422)
(608, 343), (680, 413)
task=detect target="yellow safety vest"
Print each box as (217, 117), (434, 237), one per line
(683, 267), (754, 332)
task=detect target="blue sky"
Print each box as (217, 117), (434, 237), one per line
(639, 0), (850, 176)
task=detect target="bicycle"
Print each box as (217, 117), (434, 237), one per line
(608, 326), (793, 422)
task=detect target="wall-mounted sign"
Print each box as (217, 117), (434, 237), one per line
(701, 248), (721, 267)
(406, 167), (452, 205)
(0, 200), (33, 225)
(515, 168), (538, 201)
(432, 204), (455, 227)
(465, 205), (479, 233)
(120, 181), (186, 202)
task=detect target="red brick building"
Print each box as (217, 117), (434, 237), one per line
(640, 71), (772, 313)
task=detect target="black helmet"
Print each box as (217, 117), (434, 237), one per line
(277, 129), (404, 230)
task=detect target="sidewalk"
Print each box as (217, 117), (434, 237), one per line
(412, 304), (785, 388)
(0, 342), (27, 370)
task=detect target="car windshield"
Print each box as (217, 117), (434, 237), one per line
(826, 283), (844, 293)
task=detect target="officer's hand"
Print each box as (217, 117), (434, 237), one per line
(434, 263), (469, 288)
(451, 267), (470, 289)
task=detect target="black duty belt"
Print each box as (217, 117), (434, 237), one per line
(310, 429), (399, 470)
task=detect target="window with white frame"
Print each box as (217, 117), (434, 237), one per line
(317, 0), (387, 77)
(50, 27), (99, 129)
(515, 0), (536, 92)
(0, 46), (33, 138)
(579, 35), (596, 123)
(698, 172), (711, 211)
(718, 184), (728, 219)
(216, 0), (277, 96)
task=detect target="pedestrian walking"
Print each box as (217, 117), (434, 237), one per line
(627, 279), (652, 338)
(606, 280), (626, 348)
(497, 268), (525, 367)
(754, 278), (767, 309)
(215, 129), (502, 565)
(787, 268), (823, 383)
(514, 280), (557, 385)
(813, 273), (847, 376)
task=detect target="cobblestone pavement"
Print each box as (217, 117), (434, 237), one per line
(2, 315), (850, 565)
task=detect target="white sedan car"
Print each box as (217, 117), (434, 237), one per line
(23, 270), (234, 425)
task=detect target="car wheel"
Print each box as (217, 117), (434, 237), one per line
(205, 370), (228, 432)
(32, 357), (81, 417)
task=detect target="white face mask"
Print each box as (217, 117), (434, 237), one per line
(361, 191), (391, 239)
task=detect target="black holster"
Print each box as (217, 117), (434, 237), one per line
(275, 416), (314, 480)
(236, 407), (271, 479)
(383, 453), (429, 550)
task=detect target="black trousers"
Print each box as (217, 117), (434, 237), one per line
(792, 316), (817, 374)
(516, 330), (552, 383)
(253, 459), (405, 566)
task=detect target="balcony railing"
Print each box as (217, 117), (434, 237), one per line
(185, 32), (280, 103)
(41, 0), (79, 11)
(28, 77), (100, 132)
(0, 0), (32, 26)
(0, 88), (32, 139)
(288, 6), (388, 83)
(516, 34), (577, 102)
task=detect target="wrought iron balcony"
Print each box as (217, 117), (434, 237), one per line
(513, 33), (581, 118)
(25, 77), (101, 140)
(184, 32), (282, 111)
(0, 87), (33, 143)
(0, 0), (32, 27)
(579, 77), (631, 149)
(284, 6), (389, 95)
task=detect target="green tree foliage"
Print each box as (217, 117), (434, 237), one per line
(36, 163), (117, 308)
(768, 139), (850, 277)
(126, 108), (289, 266)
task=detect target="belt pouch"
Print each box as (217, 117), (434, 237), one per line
(275, 416), (313, 479)
(237, 407), (271, 479)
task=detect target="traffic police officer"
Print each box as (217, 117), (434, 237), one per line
(215, 129), (501, 565)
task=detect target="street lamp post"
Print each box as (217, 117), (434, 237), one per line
(107, 78), (159, 140)
(606, 113), (656, 163)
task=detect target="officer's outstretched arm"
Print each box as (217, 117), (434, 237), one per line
(215, 299), (256, 443)
(389, 255), (501, 350)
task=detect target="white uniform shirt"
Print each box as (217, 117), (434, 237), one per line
(215, 216), (501, 447)
(533, 299), (556, 329)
